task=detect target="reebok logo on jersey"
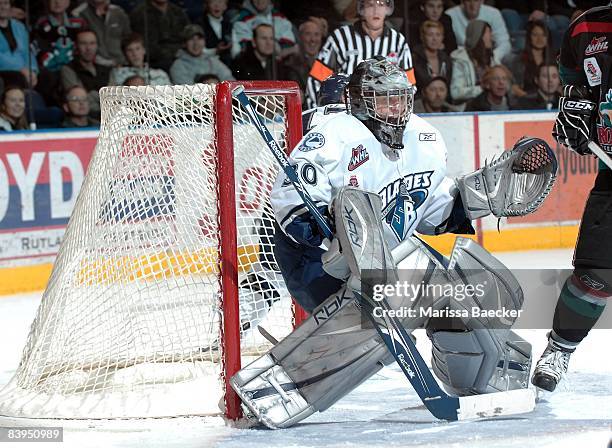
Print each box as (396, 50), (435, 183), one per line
(419, 133), (436, 141)
(348, 145), (369, 171)
(585, 36), (608, 56)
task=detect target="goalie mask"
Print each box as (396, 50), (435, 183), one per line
(347, 56), (415, 149)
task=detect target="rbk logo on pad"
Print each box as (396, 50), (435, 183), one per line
(348, 145), (369, 171)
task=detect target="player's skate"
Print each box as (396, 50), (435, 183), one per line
(531, 333), (574, 392)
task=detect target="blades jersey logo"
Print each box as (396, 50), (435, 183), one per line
(379, 171), (433, 241)
(348, 145), (369, 171)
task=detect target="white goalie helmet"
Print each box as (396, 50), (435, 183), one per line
(347, 56), (415, 149)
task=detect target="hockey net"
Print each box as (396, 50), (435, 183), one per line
(0, 82), (304, 421)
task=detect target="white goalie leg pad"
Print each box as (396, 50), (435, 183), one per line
(428, 329), (532, 396)
(231, 286), (385, 429)
(230, 285), (398, 428)
(231, 354), (313, 429)
(427, 237), (531, 395)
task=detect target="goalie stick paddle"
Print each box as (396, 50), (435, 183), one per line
(355, 292), (535, 420)
(231, 84), (535, 421)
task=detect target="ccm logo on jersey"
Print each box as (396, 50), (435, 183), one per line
(419, 133), (436, 141)
(299, 132), (326, 152)
(348, 145), (369, 170)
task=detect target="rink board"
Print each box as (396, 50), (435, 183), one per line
(0, 111), (596, 295)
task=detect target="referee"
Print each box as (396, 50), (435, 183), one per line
(305, 0), (415, 108)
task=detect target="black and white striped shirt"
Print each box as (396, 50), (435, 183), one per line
(305, 21), (415, 108)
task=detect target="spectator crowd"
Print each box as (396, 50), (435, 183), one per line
(0, 0), (601, 131)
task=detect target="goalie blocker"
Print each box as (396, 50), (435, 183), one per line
(231, 187), (534, 429)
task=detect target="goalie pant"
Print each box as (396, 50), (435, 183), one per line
(231, 187), (531, 429)
(550, 4), (612, 346)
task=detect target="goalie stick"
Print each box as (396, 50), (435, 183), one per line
(231, 84), (535, 421)
(588, 141), (612, 170)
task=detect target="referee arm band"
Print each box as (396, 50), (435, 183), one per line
(406, 68), (416, 85)
(310, 60), (334, 82)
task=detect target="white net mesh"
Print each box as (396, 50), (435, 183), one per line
(0, 84), (297, 419)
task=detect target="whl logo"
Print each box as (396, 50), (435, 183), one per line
(585, 36), (608, 55)
(348, 144), (369, 171)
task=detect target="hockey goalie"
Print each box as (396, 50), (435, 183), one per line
(231, 57), (557, 428)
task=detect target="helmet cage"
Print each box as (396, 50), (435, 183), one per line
(346, 56), (415, 149)
(362, 87), (413, 128)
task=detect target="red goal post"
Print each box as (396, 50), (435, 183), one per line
(216, 81), (307, 420)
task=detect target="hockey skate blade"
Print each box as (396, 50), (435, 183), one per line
(230, 355), (314, 429)
(457, 388), (536, 420)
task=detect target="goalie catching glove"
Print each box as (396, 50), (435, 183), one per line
(457, 137), (557, 220)
(553, 85), (597, 155)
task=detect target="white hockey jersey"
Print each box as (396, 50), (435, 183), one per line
(271, 112), (458, 249)
(302, 104), (347, 134)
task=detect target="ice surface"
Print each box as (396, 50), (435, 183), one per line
(0, 250), (610, 448)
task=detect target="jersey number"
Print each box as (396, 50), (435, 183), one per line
(281, 163), (318, 187)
